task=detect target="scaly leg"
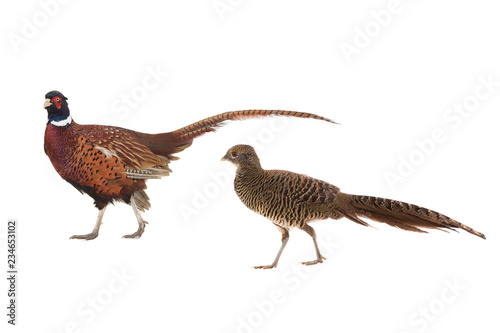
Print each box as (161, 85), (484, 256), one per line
(70, 206), (107, 240)
(253, 224), (289, 269)
(123, 197), (148, 238)
(299, 224), (326, 266)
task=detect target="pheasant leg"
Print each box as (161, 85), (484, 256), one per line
(300, 224), (326, 266)
(70, 206), (107, 240)
(253, 225), (289, 269)
(123, 198), (148, 238)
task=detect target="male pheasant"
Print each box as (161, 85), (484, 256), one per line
(43, 91), (336, 240)
(222, 144), (486, 269)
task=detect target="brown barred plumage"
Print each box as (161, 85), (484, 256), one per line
(43, 91), (336, 240)
(173, 109), (337, 141)
(222, 145), (485, 269)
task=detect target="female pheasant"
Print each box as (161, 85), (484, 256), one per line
(43, 91), (335, 239)
(222, 144), (485, 269)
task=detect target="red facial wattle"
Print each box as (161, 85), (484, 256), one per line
(51, 96), (62, 109)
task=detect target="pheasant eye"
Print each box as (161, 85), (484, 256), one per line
(52, 97), (61, 102)
(231, 152), (238, 158)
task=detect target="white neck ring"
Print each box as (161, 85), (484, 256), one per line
(51, 115), (73, 127)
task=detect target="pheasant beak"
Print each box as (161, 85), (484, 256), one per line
(221, 154), (228, 162)
(43, 98), (52, 109)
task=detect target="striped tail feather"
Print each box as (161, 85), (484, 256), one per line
(137, 110), (336, 162)
(341, 194), (485, 239)
(172, 110), (337, 142)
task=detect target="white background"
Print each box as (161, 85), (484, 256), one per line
(1, 1), (499, 332)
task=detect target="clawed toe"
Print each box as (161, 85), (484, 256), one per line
(122, 224), (146, 239)
(70, 232), (98, 240)
(122, 231), (144, 238)
(301, 259), (324, 266)
(253, 264), (277, 270)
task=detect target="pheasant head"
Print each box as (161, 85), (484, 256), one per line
(44, 90), (71, 126)
(222, 144), (262, 169)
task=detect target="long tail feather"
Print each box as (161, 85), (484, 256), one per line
(172, 110), (337, 142)
(136, 110), (336, 160)
(340, 194), (485, 239)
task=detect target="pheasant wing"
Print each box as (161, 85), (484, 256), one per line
(263, 170), (340, 205)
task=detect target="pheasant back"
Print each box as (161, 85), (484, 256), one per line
(235, 169), (341, 228)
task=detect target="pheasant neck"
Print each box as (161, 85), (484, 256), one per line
(236, 163), (263, 177)
(49, 115), (73, 127)
(47, 102), (72, 126)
